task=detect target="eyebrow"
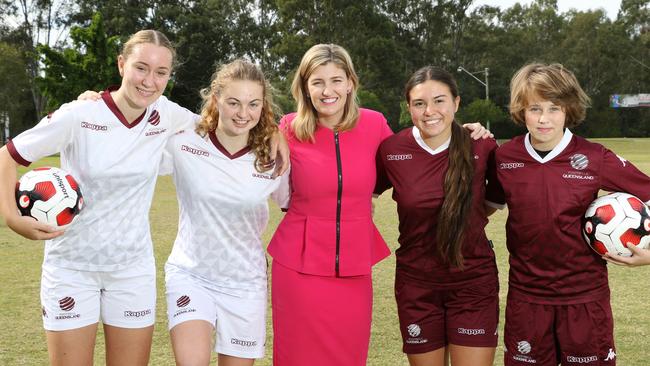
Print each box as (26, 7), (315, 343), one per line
(134, 61), (170, 71)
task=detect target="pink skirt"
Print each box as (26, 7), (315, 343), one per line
(271, 261), (373, 366)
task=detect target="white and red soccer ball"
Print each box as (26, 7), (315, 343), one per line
(582, 192), (650, 256)
(15, 167), (84, 229)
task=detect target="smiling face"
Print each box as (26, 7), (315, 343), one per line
(216, 79), (264, 139)
(408, 79), (460, 149)
(306, 62), (352, 128)
(117, 43), (173, 112)
(524, 98), (567, 151)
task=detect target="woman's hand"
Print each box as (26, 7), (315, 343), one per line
(77, 90), (103, 101)
(6, 214), (64, 240)
(603, 244), (650, 267)
(271, 131), (290, 178)
(462, 122), (494, 140)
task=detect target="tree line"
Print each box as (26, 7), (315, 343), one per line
(1, 0), (648, 140)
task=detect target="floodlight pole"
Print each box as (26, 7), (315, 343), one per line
(457, 66), (490, 129)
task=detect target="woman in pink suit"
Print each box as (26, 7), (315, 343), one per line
(267, 44), (392, 366)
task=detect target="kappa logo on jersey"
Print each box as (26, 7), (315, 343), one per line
(570, 154), (589, 170)
(42, 306), (47, 318)
(500, 162), (525, 169)
(616, 155), (627, 167)
(148, 110), (160, 126)
(566, 355), (598, 363)
(387, 153), (413, 161)
(181, 145), (210, 157)
(604, 348), (616, 361)
(81, 121), (108, 131)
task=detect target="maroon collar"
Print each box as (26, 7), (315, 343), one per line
(208, 131), (251, 159)
(101, 86), (147, 129)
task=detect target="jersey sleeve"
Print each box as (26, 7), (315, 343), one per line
(374, 143), (392, 195)
(484, 140), (506, 209)
(7, 103), (78, 166)
(167, 100), (200, 133)
(158, 134), (177, 176)
(271, 166), (291, 210)
(600, 148), (650, 204)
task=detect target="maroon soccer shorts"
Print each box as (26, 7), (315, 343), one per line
(395, 273), (499, 354)
(504, 296), (617, 365)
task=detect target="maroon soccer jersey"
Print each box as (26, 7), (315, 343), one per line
(376, 127), (505, 288)
(496, 130), (650, 304)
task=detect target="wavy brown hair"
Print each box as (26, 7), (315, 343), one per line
(509, 63), (591, 128)
(404, 66), (474, 268)
(196, 59), (278, 172)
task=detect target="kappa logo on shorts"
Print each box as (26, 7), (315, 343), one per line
(124, 309), (152, 318)
(566, 355), (598, 363)
(604, 348), (616, 361)
(42, 306), (47, 318)
(231, 338), (257, 347)
(457, 327), (485, 336)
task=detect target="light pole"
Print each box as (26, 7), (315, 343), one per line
(457, 66), (490, 129)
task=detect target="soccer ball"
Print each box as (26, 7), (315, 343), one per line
(582, 192), (650, 256)
(15, 167), (84, 228)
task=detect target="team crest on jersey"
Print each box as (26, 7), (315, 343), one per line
(148, 110), (160, 126)
(569, 153), (589, 170)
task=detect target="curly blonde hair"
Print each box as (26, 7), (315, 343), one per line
(196, 59), (278, 172)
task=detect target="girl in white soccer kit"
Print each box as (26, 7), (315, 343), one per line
(160, 60), (289, 366)
(0, 31), (287, 365)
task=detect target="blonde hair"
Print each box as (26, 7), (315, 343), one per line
(196, 59), (278, 172)
(290, 44), (360, 142)
(121, 30), (177, 69)
(509, 63), (591, 128)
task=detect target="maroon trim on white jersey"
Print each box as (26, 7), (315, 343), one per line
(209, 131), (251, 159)
(6, 140), (31, 167)
(101, 86), (146, 129)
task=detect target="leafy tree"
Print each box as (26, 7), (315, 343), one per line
(0, 41), (33, 139)
(36, 13), (120, 111)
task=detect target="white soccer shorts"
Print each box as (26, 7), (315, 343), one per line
(40, 260), (156, 331)
(165, 268), (267, 359)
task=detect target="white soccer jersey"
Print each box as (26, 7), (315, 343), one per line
(8, 90), (198, 271)
(161, 129), (290, 297)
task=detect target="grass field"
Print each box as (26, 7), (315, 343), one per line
(1, 138), (649, 365)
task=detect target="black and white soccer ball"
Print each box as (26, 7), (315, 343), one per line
(582, 192), (650, 256)
(15, 167), (84, 229)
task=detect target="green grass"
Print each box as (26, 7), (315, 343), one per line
(1, 138), (649, 365)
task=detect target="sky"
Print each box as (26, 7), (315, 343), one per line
(469, 0), (623, 19)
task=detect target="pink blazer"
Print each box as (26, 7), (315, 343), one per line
(268, 108), (393, 276)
